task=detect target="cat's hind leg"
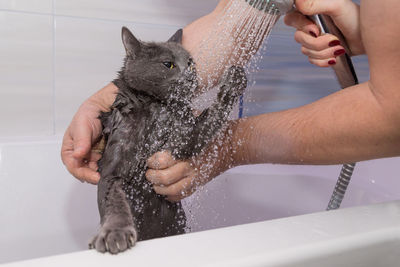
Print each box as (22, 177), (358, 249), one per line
(90, 178), (137, 254)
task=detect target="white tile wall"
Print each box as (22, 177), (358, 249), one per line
(55, 0), (218, 27)
(0, 0), (53, 14)
(0, 0), (218, 137)
(0, 11), (53, 137)
(0, 0), (367, 138)
(55, 17), (180, 133)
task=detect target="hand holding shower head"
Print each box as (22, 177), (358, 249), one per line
(245, 0), (357, 88)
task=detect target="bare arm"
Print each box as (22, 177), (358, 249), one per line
(213, 0), (400, 166)
(147, 0), (400, 200)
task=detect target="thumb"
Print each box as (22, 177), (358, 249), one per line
(72, 124), (93, 159)
(295, 0), (341, 16)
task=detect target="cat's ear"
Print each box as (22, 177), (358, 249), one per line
(121, 26), (141, 57)
(168, 29), (183, 44)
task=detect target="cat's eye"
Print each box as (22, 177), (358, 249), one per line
(163, 62), (175, 69)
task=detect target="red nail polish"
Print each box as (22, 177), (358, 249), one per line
(334, 49), (346, 56)
(309, 31), (317, 38)
(329, 40), (341, 47)
(328, 60), (336, 65)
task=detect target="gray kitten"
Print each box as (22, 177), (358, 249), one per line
(89, 27), (247, 254)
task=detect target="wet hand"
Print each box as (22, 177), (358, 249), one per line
(284, 0), (364, 67)
(146, 151), (200, 202)
(61, 99), (103, 184)
(61, 83), (117, 184)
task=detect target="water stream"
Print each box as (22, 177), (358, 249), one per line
(186, 0), (281, 231)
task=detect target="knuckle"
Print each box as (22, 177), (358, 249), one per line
(156, 170), (173, 186)
(153, 186), (162, 195)
(294, 31), (303, 44)
(301, 46), (310, 56)
(158, 170), (169, 182)
(171, 187), (182, 197)
(166, 184), (181, 197)
(145, 170), (154, 181)
(312, 39), (327, 51)
(157, 157), (170, 168)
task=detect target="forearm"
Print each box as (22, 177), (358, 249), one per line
(182, 0), (229, 56)
(182, 0), (271, 88)
(220, 81), (400, 168)
(88, 82), (118, 112)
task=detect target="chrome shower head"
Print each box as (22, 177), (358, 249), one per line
(245, 0), (294, 15)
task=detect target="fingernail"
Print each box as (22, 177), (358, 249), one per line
(328, 60), (336, 66)
(334, 49), (346, 56)
(329, 40), (341, 47)
(309, 31), (317, 38)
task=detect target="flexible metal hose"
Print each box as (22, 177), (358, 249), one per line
(326, 163), (356, 210)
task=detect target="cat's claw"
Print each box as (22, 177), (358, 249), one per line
(90, 225), (137, 254)
(128, 234), (136, 247)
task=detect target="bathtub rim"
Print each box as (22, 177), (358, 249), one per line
(2, 200), (400, 267)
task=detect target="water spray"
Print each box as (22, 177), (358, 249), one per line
(245, 0), (359, 211)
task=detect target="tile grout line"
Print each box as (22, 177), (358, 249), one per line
(52, 0), (56, 135)
(52, 13), (184, 29)
(0, 8), (52, 16)
(0, 8), (184, 29)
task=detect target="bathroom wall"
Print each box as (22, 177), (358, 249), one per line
(0, 0), (368, 138)
(0, 0), (218, 138)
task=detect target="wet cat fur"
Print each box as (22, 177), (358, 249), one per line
(90, 27), (247, 254)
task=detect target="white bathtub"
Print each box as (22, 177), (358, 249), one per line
(1, 137), (400, 265)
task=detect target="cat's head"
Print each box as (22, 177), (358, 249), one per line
(120, 27), (197, 101)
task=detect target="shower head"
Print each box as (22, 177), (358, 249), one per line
(245, 0), (294, 15)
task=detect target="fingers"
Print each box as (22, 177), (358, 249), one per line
(285, 10), (345, 68)
(296, 31), (344, 67)
(147, 151), (176, 170)
(153, 177), (195, 202)
(73, 166), (101, 185)
(294, 31), (340, 51)
(146, 151), (199, 202)
(284, 10), (320, 37)
(146, 161), (192, 186)
(72, 121), (93, 159)
(61, 128), (101, 184)
(301, 45), (341, 60)
(62, 152), (101, 184)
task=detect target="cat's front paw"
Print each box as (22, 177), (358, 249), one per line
(89, 224), (137, 254)
(218, 66), (247, 103)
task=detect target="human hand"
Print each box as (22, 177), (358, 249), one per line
(145, 120), (242, 201)
(61, 83), (117, 184)
(145, 151), (201, 202)
(284, 0), (365, 67)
